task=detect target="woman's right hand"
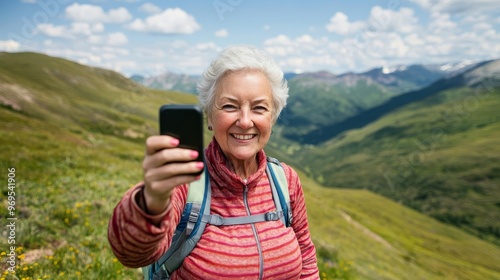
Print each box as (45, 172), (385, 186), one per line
(141, 135), (204, 215)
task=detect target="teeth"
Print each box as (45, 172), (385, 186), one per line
(233, 134), (254, 140)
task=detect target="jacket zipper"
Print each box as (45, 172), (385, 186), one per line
(243, 182), (264, 280)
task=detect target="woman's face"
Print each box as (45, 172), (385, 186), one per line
(209, 70), (274, 162)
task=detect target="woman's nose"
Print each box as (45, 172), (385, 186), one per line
(237, 109), (253, 129)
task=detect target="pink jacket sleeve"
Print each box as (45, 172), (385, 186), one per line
(283, 164), (320, 279)
(107, 183), (187, 268)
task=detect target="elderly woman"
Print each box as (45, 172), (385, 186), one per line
(108, 45), (319, 279)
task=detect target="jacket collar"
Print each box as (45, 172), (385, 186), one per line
(205, 137), (267, 192)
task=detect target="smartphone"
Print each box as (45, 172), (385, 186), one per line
(159, 104), (204, 175)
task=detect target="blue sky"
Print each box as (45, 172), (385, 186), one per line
(1, 0), (500, 77)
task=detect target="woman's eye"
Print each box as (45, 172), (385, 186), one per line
(254, 106), (268, 112)
(222, 104), (237, 110)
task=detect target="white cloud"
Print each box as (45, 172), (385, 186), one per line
(215, 29), (228, 37)
(130, 41), (222, 75)
(106, 32), (128, 46)
(139, 3), (162, 14)
(38, 42), (135, 75)
(108, 7), (133, 22)
(264, 34), (293, 46)
(91, 46), (130, 57)
(326, 12), (365, 35)
(405, 33), (425, 46)
(0, 40), (20, 51)
(129, 8), (200, 34)
(472, 22), (493, 31)
(461, 14), (489, 24)
(327, 7), (419, 36)
(367, 7), (419, 34)
(86, 32), (128, 46)
(264, 35), (295, 57)
(383, 34), (410, 58)
(107, 32), (128, 46)
(88, 35), (101, 45)
(296, 34), (313, 44)
(65, 3), (132, 23)
(36, 22), (106, 39)
(264, 34), (332, 61)
(43, 48), (103, 65)
(428, 13), (456, 32)
(70, 22), (105, 36)
(36, 21), (127, 47)
(264, 34), (337, 71)
(196, 42), (219, 51)
(170, 40), (190, 49)
(416, 0), (500, 14)
(37, 24), (69, 38)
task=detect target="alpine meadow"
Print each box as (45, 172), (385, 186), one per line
(1, 52), (500, 280)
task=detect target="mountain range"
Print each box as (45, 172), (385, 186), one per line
(297, 60), (496, 144)
(1, 51), (499, 279)
(131, 72), (199, 94)
(131, 61), (475, 95)
(132, 61), (478, 143)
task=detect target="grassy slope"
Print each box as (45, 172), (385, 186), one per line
(0, 52), (201, 279)
(299, 84), (500, 243)
(0, 106), (145, 279)
(299, 169), (500, 279)
(1, 52), (499, 279)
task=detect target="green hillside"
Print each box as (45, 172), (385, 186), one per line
(300, 169), (500, 280)
(0, 52), (199, 139)
(295, 80), (500, 244)
(1, 52), (499, 279)
(279, 77), (396, 140)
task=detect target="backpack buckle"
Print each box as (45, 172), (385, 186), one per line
(206, 214), (225, 226)
(265, 211), (281, 221)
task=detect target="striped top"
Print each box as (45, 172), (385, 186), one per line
(108, 139), (319, 279)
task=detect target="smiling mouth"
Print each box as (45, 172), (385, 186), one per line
(232, 134), (256, 140)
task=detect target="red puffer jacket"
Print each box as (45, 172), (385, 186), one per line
(108, 139), (319, 280)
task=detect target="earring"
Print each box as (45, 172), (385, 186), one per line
(208, 125), (213, 131)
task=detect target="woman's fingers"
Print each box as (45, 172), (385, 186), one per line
(142, 148), (198, 170)
(144, 161), (204, 187)
(141, 135), (204, 212)
(148, 173), (201, 197)
(142, 172), (201, 215)
(143, 162), (204, 213)
(145, 135), (179, 155)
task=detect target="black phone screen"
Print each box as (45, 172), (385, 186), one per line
(159, 104), (204, 172)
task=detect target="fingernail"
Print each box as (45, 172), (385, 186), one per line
(196, 162), (204, 169)
(190, 150), (199, 158)
(171, 138), (179, 146)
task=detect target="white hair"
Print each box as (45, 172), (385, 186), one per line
(197, 45), (289, 123)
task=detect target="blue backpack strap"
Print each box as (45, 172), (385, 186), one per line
(200, 157), (292, 228)
(266, 156), (293, 227)
(143, 166), (211, 280)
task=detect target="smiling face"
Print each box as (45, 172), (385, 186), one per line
(208, 69), (274, 163)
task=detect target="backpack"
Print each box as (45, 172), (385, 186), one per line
(142, 156), (293, 280)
